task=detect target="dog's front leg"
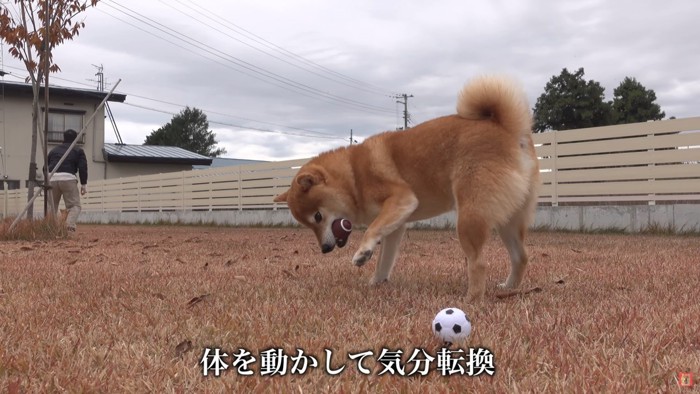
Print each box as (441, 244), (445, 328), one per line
(370, 224), (407, 284)
(353, 193), (418, 267)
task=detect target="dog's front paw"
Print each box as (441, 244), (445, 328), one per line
(498, 280), (518, 290)
(353, 249), (373, 266)
(466, 289), (485, 304)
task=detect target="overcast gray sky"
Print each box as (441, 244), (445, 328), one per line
(2, 0), (699, 160)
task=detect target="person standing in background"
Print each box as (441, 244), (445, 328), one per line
(47, 129), (88, 232)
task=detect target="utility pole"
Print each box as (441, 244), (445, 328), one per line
(348, 129), (357, 145)
(394, 93), (413, 130)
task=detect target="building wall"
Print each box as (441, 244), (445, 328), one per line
(0, 88), (199, 187)
(0, 89), (107, 185)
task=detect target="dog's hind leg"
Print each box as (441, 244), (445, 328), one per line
(498, 188), (536, 289)
(497, 218), (528, 289)
(371, 224), (407, 285)
(456, 209), (491, 303)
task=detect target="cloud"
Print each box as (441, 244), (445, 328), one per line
(3, 0), (698, 160)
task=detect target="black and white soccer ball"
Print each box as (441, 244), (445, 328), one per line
(432, 307), (472, 343)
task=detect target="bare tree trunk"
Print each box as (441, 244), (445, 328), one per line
(26, 89), (39, 220)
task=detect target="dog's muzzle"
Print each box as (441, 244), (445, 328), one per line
(321, 243), (335, 253)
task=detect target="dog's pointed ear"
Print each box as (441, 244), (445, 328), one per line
(296, 168), (325, 192)
(273, 190), (289, 203)
(296, 173), (318, 192)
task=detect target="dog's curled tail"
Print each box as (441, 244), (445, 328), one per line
(456, 75), (532, 135)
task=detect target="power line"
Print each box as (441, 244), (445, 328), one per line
(0, 63), (344, 140)
(123, 92), (338, 138)
(121, 102), (345, 141)
(161, 0), (394, 97)
(101, 0), (395, 115)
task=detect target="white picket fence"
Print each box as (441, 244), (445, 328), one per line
(2, 117), (700, 217)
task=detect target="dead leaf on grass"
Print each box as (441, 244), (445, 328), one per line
(90, 238), (99, 243)
(68, 249), (80, 254)
(186, 294), (210, 308)
(175, 340), (193, 358)
(571, 248), (583, 253)
(152, 293), (166, 300)
(176, 258), (187, 264)
(233, 275), (246, 281)
(66, 259), (78, 266)
(19, 246), (34, 251)
(143, 244), (158, 250)
(7, 380), (21, 394)
(555, 279), (565, 284)
(203, 262), (209, 269)
(282, 269), (296, 278)
(208, 252), (223, 257)
(225, 254), (248, 266)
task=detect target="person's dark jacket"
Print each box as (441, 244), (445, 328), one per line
(48, 143), (88, 185)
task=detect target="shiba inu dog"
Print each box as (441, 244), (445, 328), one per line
(274, 75), (540, 302)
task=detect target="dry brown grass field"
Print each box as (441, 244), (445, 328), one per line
(0, 224), (698, 393)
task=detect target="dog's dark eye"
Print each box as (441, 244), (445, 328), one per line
(314, 211), (322, 223)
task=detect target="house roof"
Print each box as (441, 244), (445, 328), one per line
(103, 143), (213, 165)
(0, 81), (127, 102)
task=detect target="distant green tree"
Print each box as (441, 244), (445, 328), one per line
(611, 77), (665, 124)
(533, 68), (613, 132)
(145, 107), (226, 157)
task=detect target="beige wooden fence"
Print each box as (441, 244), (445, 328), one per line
(533, 116), (700, 205)
(3, 117), (700, 217)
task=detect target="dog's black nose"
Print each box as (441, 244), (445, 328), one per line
(321, 244), (334, 254)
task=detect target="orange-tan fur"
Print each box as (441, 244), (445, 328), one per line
(274, 75), (540, 302)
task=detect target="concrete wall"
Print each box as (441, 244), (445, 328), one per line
(77, 204), (700, 233)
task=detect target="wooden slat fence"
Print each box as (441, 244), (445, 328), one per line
(2, 117), (699, 216)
